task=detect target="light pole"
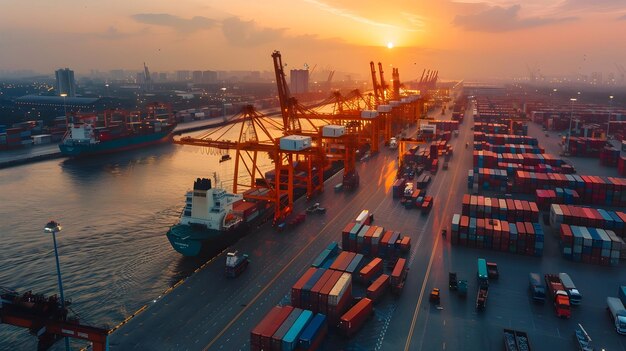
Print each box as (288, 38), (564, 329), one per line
(567, 98), (577, 154)
(221, 87), (227, 120)
(43, 220), (70, 351)
(608, 95), (614, 139)
(60, 93), (68, 117)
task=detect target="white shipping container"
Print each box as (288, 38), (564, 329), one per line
(32, 134), (52, 145)
(279, 135), (311, 151)
(360, 110), (379, 119)
(371, 227), (383, 245)
(328, 273), (352, 306)
(549, 204), (563, 228)
(377, 105), (392, 113)
(389, 100), (400, 106)
(322, 125), (345, 137)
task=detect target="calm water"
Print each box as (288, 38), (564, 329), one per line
(0, 134), (275, 349)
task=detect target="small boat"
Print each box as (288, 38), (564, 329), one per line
(220, 154), (232, 162)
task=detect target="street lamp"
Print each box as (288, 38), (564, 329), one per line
(608, 95), (614, 139)
(221, 87), (227, 119)
(567, 98), (577, 154)
(43, 220), (70, 351)
(60, 93), (68, 117)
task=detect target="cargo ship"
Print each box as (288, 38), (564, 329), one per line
(59, 112), (176, 157)
(167, 177), (272, 257)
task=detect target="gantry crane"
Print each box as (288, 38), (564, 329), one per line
(1, 288), (109, 351)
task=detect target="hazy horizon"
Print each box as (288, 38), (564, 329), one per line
(1, 0), (625, 80)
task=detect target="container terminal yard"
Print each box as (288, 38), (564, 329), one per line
(104, 87), (626, 350)
(3, 63), (626, 351)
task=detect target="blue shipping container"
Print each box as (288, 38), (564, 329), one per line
(283, 310), (314, 351)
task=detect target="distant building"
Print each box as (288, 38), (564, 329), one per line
(290, 69), (309, 94)
(151, 72), (159, 82)
(203, 70), (217, 83)
(176, 70), (191, 82)
(55, 68), (76, 97)
(159, 72), (168, 81)
(192, 70), (203, 83)
(591, 72), (603, 85)
(110, 69), (125, 80)
(136, 72), (146, 84)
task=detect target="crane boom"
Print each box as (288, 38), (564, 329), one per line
(370, 61), (380, 104)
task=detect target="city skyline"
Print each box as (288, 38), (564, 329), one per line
(0, 0), (625, 80)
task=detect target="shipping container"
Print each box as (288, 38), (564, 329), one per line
(339, 298), (373, 337)
(297, 313), (328, 351)
(366, 274), (390, 303)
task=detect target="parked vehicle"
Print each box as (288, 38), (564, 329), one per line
(558, 273), (582, 305)
(503, 329), (531, 351)
(430, 288), (441, 305)
(574, 323), (594, 351)
(449, 272), (458, 290)
(487, 262), (499, 280)
(305, 203), (326, 214)
(607, 297), (626, 334)
(476, 285), (488, 311)
(477, 258), (489, 287)
(458, 280), (468, 297)
(442, 161), (449, 170)
(389, 137), (398, 149)
(528, 272), (546, 304)
(545, 274), (571, 318)
(225, 251), (249, 277)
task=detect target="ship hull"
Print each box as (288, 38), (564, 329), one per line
(167, 208), (272, 257)
(59, 126), (175, 157)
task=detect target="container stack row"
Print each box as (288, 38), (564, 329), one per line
(461, 194), (539, 222)
(564, 137), (607, 157)
(473, 132), (538, 146)
(473, 122), (510, 134)
(535, 189), (580, 210)
(341, 222), (410, 259)
(549, 204), (626, 236)
(600, 146), (620, 167)
(473, 151), (564, 168)
(250, 306), (328, 351)
(427, 120), (459, 131)
(559, 224), (624, 266)
(473, 142), (544, 154)
(451, 214), (544, 256)
(515, 172), (626, 206)
(291, 267), (353, 325)
(467, 168), (508, 191)
(619, 156), (626, 176)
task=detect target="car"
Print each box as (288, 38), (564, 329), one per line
(443, 161), (449, 170)
(305, 203), (326, 214)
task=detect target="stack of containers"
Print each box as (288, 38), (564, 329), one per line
(366, 274), (390, 303)
(338, 298), (373, 337)
(559, 224), (624, 266)
(565, 137), (607, 157)
(600, 147), (620, 167)
(514, 172), (626, 206)
(461, 194), (539, 222)
(535, 189), (581, 210)
(342, 223), (406, 260)
(467, 168), (508, 191)
(450, 214), (543, 256)
(473, 132), (538, 145)
(549, 204), (626, 236)
(427, 120), (460, 131)
(619, 156), (626, 176)
(250, 305), (294, 351)
(473, 122), (509, 134)
(474, 142), (544, 154)
(251, 306), (329, 351)
(392, 179), (406, 198)
(290, 268), (353, 324)
(311, 242), (340, 268)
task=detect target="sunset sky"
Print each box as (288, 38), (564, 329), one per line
(1, 0), (625, 80)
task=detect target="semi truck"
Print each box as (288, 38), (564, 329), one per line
(528, 273), (546, 304)
(225, 251), (249, 278)
(558, 273), (582, 305)
(606, 286), (626, 335)
(545, 274), (571, 318)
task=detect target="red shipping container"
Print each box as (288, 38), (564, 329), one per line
(318, 271), (343, 315)
(310, 270), (335, 312)
(339, 298), (373, 337)
(291, 268), (317, 307)
(366, 274), (390, 302)
(359, 258), (383, 283)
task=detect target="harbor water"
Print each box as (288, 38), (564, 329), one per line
(0, 136), (274, 349)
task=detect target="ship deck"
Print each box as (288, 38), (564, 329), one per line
(109, 101), (626, 350)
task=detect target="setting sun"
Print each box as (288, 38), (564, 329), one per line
(387, 42), (394, 49)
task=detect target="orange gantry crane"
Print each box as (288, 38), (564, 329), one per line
(1, 288), (109, 351)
